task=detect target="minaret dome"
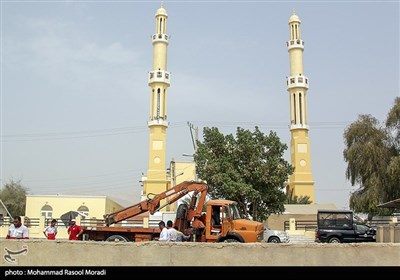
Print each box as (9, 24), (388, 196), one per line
(156, 2), (167, 16)
(289, 13), (300, 23)
(156, 7), (167, 16)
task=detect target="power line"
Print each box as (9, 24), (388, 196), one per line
(22, 169), (143, 183)
(0, 120), (358, 142)
(0, 122), (188, 142)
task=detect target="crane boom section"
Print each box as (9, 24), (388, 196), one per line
(104, 181), (208, 226)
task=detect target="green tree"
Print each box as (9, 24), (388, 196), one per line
(194, 126), (294, 222)
(386, 97), (400, 145)
(344, 97), (400, 215)
(0, 179), (28, 217)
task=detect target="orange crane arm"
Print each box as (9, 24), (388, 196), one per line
(104, 181), (208, 226)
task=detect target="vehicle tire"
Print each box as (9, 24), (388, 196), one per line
(105, 235), (129, 242)
(268, 236), (281, 243)
(328, 237), (341, 243)
(223, 238), (240, 243)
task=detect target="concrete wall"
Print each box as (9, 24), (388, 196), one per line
(376, 225), (400, 243)
(267, 213), (315, 230)
(1, 240), (399, 266)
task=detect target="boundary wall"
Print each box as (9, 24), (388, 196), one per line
(1, 240), (399, 266)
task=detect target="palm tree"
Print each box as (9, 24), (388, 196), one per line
(285, 188), (312, 204)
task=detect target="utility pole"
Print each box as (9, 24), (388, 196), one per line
(171, 158), (176, 187)
(187, 121), (198, 152)
(187, 121), (199, 181)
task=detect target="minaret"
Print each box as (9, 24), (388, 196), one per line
(286, 11), (315, 203)
(142, 3), (172, 210)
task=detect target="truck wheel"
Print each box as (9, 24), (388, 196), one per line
(105, 235), (128, 242)
(268, 237), (280, 243)
(328, 237), (341, 243)
(223, 238), (240, 243)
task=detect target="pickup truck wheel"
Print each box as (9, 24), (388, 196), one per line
(268, 236), (280, 243)
(328, 237), (341, 243)
(106, 235), (128, 242)
(223, 238), (240, 243)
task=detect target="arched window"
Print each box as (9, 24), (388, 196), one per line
(41, 204), (53, 218)
(157, 89), (161, 119)
(77, 205), (89, 218)
(299, 92), (303, 124)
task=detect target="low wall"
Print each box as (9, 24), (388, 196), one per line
(376, 225), (400, 243)
(1, 240), (399, 266)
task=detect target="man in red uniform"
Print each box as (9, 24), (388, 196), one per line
(67, 219), (83, 240)
(43, 219), (58, 240)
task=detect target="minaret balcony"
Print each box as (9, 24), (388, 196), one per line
(148, 70), (171, 85)
(290, 123), (309, 130)
(287, 39), (304, 50)
(152, 33), (169, 44)
(286, 75), (309, 89)
(148, 119), (169, 127)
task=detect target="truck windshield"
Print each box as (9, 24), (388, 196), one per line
(229, 204), (242, 220)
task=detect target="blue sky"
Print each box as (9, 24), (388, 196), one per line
(1, 0), (399, 210)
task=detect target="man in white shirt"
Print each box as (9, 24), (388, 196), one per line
(6, 216), (29, 239)
(158, 221), (169, 241)
(166, 220), (178, 242)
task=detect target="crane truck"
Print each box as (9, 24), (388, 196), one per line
(80, 180), (264, 243)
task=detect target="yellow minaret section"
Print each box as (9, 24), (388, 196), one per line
(286, 11), (315, 203)
(142, 4), (172, 211)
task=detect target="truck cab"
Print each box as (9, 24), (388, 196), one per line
(204, 200), (264, 243)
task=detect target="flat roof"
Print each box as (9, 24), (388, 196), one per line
(27, 194), (106, 198)
(283, 204), (338, 215)
(317, 209), (353, 213)
(377, 198), (400, 208)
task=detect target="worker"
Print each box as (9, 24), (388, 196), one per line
(67, 219), (83, 240)
(43, 219), (58, 240)
(158, 221), (169, 241)
(174, 226), (190, 242)
(166, 220), (178, 241)
(6, 216), (29, 239)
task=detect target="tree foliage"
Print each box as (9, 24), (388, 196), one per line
(344, 97), (400, 215)
(386, 96), (400, 151)
(194, 126), (294, 222)
(0, 179), (29, 217)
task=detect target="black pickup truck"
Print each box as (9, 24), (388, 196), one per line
(315, 210), (376, 243)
